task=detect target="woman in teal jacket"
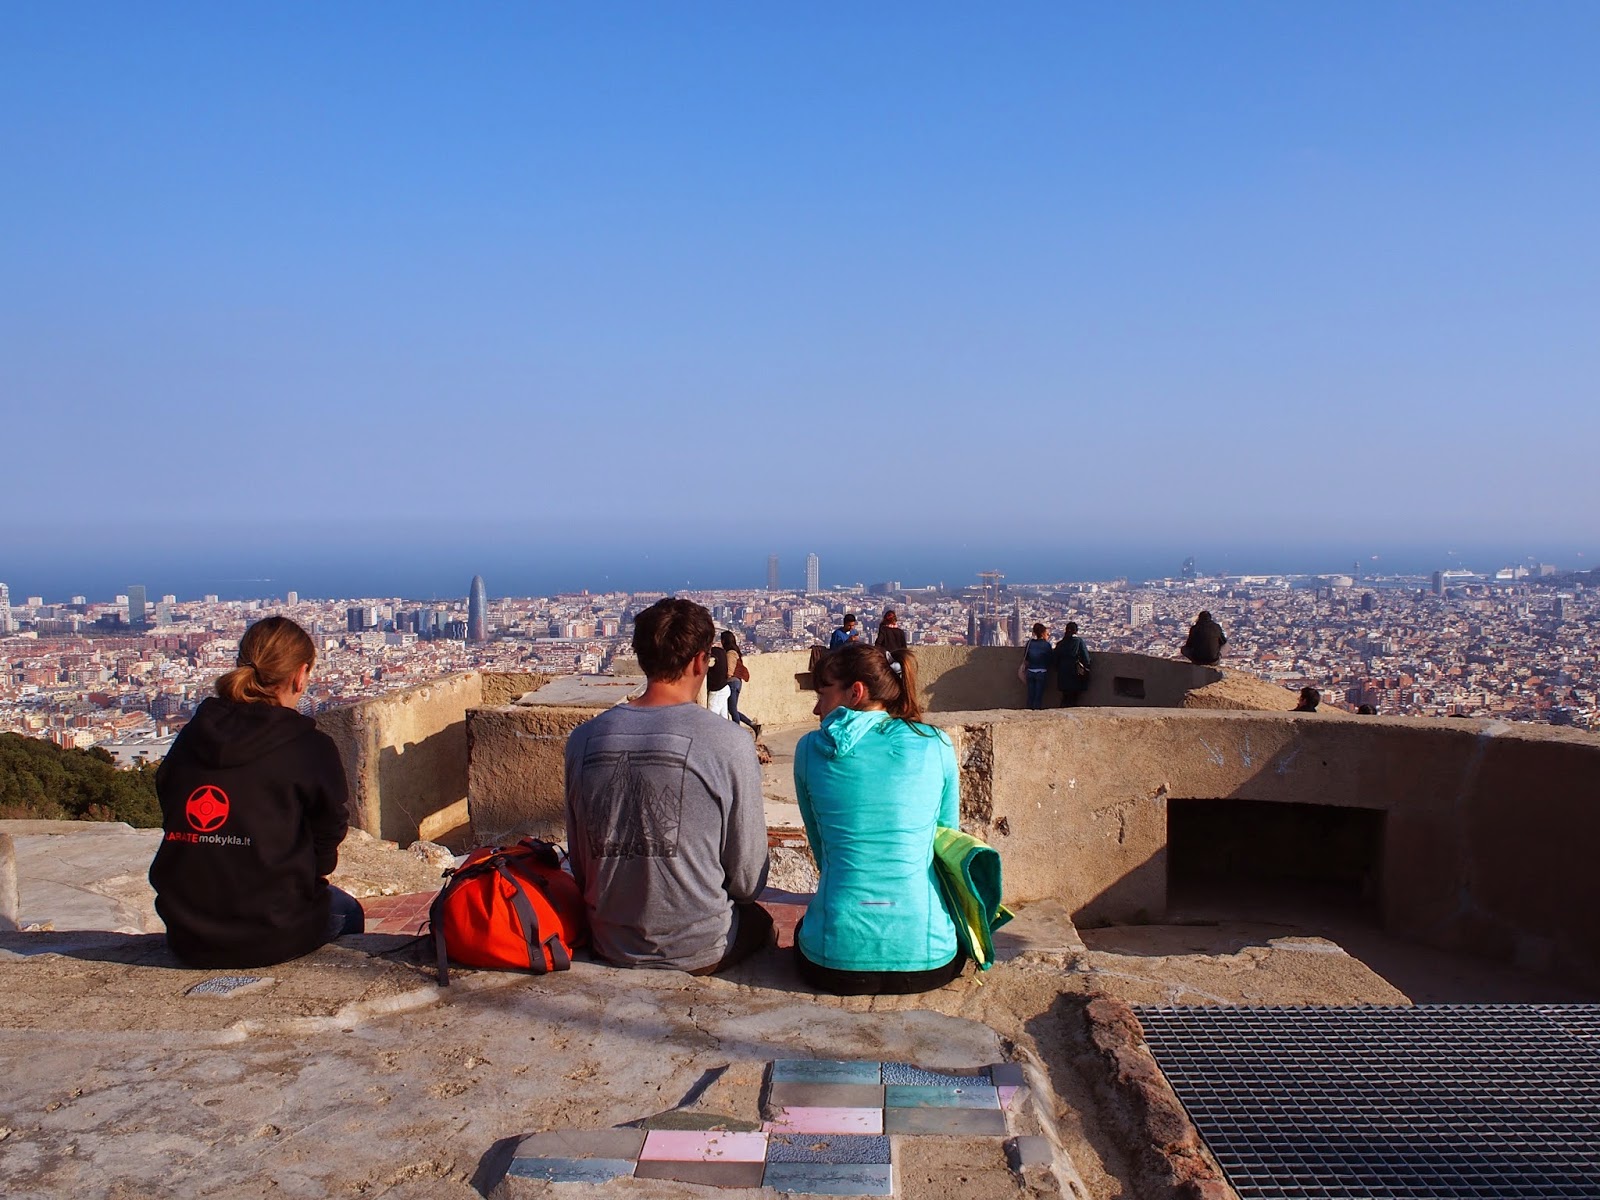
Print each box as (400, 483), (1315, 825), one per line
(793, 645), (964, 995)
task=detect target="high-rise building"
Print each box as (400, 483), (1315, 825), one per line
(286, 591), (299, 607)
(1127, 601), (1154, 626)
(1431, 570), (1444, 596)
(767, 554), (780, 590)
(347, 606), (376, 633)
(468, 575), (488, 642)
(805, 553), (820, 594)
(0, 582), (11, 634)
(127, 585), (147, 628)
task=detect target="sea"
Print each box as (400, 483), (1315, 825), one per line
(4, 532), (1589, 605)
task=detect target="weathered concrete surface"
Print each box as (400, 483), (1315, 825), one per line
(466, 705), (605, 844)
(1, 822), (163, 933)
(2, 827), (1590, 1200)
(319, 673), (486, 843)
(935, 707), (1600, 986)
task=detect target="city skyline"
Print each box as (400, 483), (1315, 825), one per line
(4, 6), (1599, 550)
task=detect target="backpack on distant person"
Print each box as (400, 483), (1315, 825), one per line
(429, 838), (588, 985)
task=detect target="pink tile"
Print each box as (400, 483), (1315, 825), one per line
(639, 1130), (768, 1163)
(998, 1086), (1019, 1110)
(762, 1107), (884, 1135)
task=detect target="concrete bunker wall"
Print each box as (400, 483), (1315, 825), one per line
(947, 707), (1600, 986)
(318, 671), (549, 844)
(671, 647), (1246, 729)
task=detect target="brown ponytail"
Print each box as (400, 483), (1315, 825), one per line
(811, 643), (927, 726)
(215, 616), (316, 705)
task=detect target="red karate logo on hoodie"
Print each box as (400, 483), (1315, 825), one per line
(185, 785), (231, 833)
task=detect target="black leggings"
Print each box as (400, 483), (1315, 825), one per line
(794, 936), (965, 996)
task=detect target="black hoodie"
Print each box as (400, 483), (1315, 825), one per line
(148, 697), (350, 968)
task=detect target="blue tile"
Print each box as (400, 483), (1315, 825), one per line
(770, 1059), (882, 1085)
(765, 1133), (892, 1165)
(885, 1083), (1000, 1110)
(506, 1156), (635, 1183)
(765, 1160), (894, 1195)
(881, 1062), (991, 1086)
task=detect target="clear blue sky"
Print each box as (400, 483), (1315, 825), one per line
(4, 3), (1598, 589)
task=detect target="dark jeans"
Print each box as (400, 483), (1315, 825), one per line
(1059, 690), (1084, 707)
(1025, 670), (1048, 710)
(727, 679), (758, 730)
(687, 902), (774, 976)
(325, 886), (366, 941)
(793, 919), (965, 996)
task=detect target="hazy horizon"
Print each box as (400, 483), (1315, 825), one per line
(3, 524), (1591, 604)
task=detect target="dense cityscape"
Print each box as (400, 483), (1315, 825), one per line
(1, 553), (1595, 765)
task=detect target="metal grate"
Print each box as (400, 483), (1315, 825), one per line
(1135, 1004), (1600, 1199)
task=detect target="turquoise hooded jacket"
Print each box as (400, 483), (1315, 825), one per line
(793, 707), (961, 972)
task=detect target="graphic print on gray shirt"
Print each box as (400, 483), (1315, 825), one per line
(578, 734), (689, 860)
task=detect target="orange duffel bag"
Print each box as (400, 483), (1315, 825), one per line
(429, 838), (588, 985)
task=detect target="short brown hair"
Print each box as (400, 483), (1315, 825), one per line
(216, 616), (316, 705)
(632, 598), (714, 682)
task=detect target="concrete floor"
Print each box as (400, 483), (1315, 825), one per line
(3, 816), (1594, 1199)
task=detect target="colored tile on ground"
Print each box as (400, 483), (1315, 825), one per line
(884, 1106), (1008, 1136)
(634, 1160), (766, 1187)
(770, 1059), (882, 1085)
(765, 1133), (892, 1165)
(989, 1063), (1026, 1088)
(764, 1081), (885, 1112)
(885, 1083), (1000, 1109)
(186, 976), (274, 998)
(763, 1106), (884, 1135)
(640, 1129), (767, 1162)
(512, 1128), (646, 1161)
(505, 1156), (635, 1183)
(633, 1110), (761, 1132)
(764, 1161), (894, 1196)
(881, 1062), (991, 1086)
(997, 1085), (1028, 1111)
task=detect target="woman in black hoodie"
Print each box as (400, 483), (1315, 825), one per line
(148, 616), (363, 967)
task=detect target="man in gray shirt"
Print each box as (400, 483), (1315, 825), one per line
(564, 598), (771, 973)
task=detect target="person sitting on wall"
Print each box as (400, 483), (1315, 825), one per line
(1294, 687), (1321, 712)
(1055, 621), (1092, 707)
(148, 616), (364, 968)
(1181, 610), (1227, 665)
(564, 598), (771, 974)
(829, 612), (864, 650)
(792, 645), (966, 996)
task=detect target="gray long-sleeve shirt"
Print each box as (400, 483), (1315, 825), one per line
(563, 701), (770, 970)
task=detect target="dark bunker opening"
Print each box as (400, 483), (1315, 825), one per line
(1166, 799), (1386, 922)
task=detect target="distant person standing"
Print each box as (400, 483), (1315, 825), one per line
(830, 613), (864, 650)
(1021, 622), (1053, 710)
(1181, 610), (1227, 665)
(874, 609), (908, 667)
(705, 635), (732, 718)
(722, 630), (760, 736)
(1054, 621), (1092, 707)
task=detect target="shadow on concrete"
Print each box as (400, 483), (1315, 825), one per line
(471, 1135), (521, 1197)
(377, 718), (469, 844)
(1021, 991), (1137, 1197)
